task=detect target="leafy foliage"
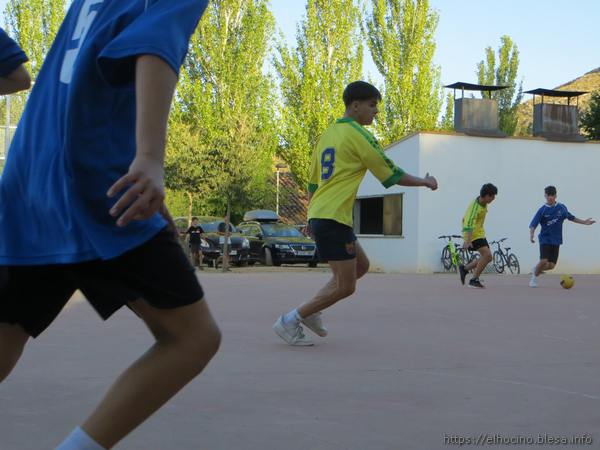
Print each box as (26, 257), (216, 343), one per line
(274, 0), (363, 187)
(580, 91), (600, 140)
(365, 0), (443, 144)
(166, 0), (278, 222)
(476, 35), (523, 135)
(2, 0), (66, 124)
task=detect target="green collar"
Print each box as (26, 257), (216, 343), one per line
(336, 117), (356, 124)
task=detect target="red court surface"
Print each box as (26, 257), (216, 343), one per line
(1, 271), (599, 449)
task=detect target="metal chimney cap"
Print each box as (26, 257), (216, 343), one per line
(525, 88), (587, 98)
(444, 82), (510, 91)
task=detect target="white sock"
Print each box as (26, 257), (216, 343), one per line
(283, 309), (301, 326)
(56, 427), (105, 450)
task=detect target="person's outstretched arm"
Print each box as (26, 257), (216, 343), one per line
(397, 172), (437, 190)
(107, 55), (177, 227)
(572, 217), (595, 225)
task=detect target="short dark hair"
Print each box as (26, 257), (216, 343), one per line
(544, 186), (557, 196)
(192, 216), (198, 221)
(343, 81), (382, 106)
(480, 183), (498, 197)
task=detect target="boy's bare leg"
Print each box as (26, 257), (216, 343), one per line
(298, 242), (369, 318)
(534, 259), (555, 276)
(0, 323), (29, 383)
(81, 299), (221, 449)
(470, 246), (492, 279)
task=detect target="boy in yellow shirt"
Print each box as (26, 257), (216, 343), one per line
(273, 81), (438, 346)
(459, 183), (498, 288)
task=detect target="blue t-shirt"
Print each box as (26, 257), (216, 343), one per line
(529, 202), (575, 246)
(0, 0), (208, 265)
(0, 28), (28, 77)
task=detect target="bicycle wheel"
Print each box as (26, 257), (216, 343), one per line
(441, 247), (452, 271)
(493, 250), (505, 273)
(467, 249), (478, 264)
(507, 253), (520, 274)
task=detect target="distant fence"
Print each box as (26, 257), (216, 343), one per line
(1, 89), (30, 168)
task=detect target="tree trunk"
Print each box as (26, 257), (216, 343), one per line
(186, 191), (193, 226)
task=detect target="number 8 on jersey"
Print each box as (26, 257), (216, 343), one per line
(321, 147), (335, 181)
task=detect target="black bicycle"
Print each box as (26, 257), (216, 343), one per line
(490, 238), (520, 274)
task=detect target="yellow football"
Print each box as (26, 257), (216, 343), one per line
(560, 275), (574, 289)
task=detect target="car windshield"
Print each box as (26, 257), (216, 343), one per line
(261, 223), (303, 238)
(201, 221), (237, 233)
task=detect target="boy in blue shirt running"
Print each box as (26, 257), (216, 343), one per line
(0, 1), (220, 449)
(0, 28), (30, 95)
(529, 186), (595, 287)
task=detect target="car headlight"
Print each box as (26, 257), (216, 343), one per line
(242, 238), (250, 249)
(274, 244), (290, 250)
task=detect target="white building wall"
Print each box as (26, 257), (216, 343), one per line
(358, 132), (600, 274)
(357, 135), (420, 272)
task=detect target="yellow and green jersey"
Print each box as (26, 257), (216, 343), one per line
(307, 117), (405, 227)
(462, 197), (488, 241)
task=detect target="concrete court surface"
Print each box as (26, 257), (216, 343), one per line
(1, 270), (599, 450)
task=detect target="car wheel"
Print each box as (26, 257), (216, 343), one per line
(248, 260), (256, 266)
(308, 261), (317, 268)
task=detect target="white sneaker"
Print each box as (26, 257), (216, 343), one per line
(273, 316), (314, 346)
(529, 275), (538, 288)
(302, 312), (328, 337)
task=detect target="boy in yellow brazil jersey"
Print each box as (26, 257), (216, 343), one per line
(273, 81), (438, 346)
(458, 183), (498, 289)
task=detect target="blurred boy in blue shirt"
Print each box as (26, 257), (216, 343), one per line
(529, 185), (595, 287)
(0, 2), (221, 449)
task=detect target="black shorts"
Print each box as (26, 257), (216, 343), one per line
(469, 238), (489, 251)
(190, 241), (201, 253)
(540, 244), (560, 264)
(0, 228), (204, 338)
(309, 218), (357, 262)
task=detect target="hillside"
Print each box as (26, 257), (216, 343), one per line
(516, 67), (600, 135)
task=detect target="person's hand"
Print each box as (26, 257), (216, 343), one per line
(107, 155), (165, 227)
(584, 218), (596, 225)
(530, 236), (535, 243)
(424, 172), (438, 191)
(462, 240), (471, 250)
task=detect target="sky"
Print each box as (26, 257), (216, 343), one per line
(1, 0), (598, 95)
(270, 0), (600, 94)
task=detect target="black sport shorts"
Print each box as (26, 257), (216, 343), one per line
(540, 244), (560, 264)
(469, 238), (489, 251)
(309, 218), (357, 262)
(0, 227), (204, 338)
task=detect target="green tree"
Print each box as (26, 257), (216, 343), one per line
(365, 0), (442, 144)
(165, 0), (278, 223)
(476, 35), (523, 135)
(2, 0), (66, 124)
(439, 92), (454, 131)
(580, 91), (600, 140)
(274, 0), (363, 188)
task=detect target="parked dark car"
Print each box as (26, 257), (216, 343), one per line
(174, 216), (251, 268)
(238, 210), (317, 267)
(198, 220), (251, 267)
